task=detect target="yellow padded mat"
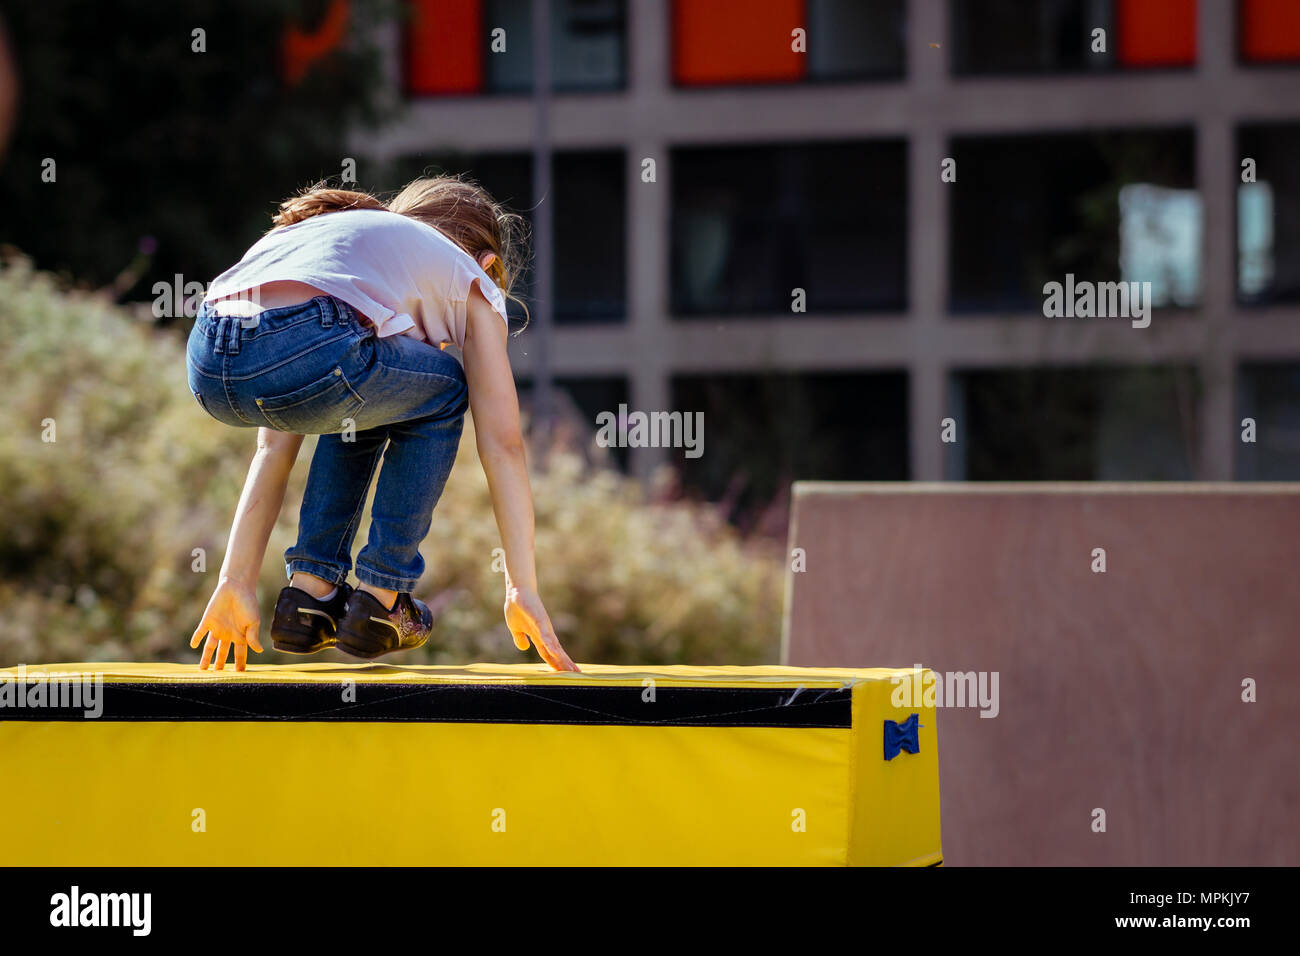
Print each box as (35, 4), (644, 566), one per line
(0, 662), (942, 866)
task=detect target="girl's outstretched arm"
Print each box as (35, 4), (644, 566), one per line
(190, 428), (303, 671)
(462, 284), (580, 672)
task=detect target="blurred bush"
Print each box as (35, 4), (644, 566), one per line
(0, 258), (783, 666)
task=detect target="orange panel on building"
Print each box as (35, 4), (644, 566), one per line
(1240, 0), (1300, 62)
(1116, 0), (1197, 67)
(283, 0), (350, 86)
(407, 0), (484, 95)
(673, 0), (807, 86)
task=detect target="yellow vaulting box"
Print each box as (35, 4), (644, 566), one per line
(0, 662), (942, 866)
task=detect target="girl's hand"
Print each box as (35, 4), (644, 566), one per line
(190, 576), (263, 671)
(505, 586), (580, 672)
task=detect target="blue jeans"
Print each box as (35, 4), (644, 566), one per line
(186, 296), (468, 592)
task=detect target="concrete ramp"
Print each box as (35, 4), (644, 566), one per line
(783, 482), (1300, 866)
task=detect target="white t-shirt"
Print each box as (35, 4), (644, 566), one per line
(204, 208), (509, 351)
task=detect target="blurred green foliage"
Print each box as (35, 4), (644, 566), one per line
(0, 258), (783, 666)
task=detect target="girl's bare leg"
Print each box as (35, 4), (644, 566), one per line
(290, 571), (338, 599)
(357, 583), (398, 609)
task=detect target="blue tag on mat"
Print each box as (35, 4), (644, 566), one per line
(884, 714), (921, 760)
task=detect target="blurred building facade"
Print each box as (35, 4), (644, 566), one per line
(353, 0), (1300, 499)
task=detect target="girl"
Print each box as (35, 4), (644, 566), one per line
(185, 177), (578, 672)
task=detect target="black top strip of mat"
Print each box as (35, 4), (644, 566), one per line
(0, 681), (853, 728)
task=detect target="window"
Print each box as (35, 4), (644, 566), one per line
(954, 366), (1199, 480)
(1237, 363), (1300, 479)
(1118, 183), (1202, 307)
(1239, 0), (1300, 64)
(671, 141), (907, 315)
(515, 376), (631, 468)
(671, 372), (909, 527)
(672, 0), (904, 86)
(381, 149), (626, 324)
(553, 151), (626, 323)
(806, 0), (905, 79)
(948, 130), (1198, 313)
(1237, 124), (1300, 304)
(951, 0), (1196, 75)
(405, 0), (626, 96)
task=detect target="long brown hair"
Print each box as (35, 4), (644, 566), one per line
(271, 176), (529, 319)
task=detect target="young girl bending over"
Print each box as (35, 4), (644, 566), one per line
(185, 178), (578, 672)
